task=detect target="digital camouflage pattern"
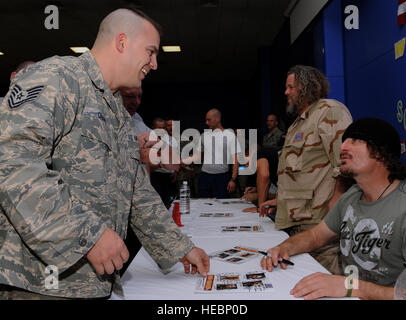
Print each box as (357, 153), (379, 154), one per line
(262, 127), (284, 148)
(275, 99), (352, 230)
(0, 52), (194, 298)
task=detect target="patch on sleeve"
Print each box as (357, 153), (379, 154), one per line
(8, 84), (45, 109)
(292, 132), (304, 142)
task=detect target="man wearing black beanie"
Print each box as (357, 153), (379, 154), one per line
(261, 118), (406, 300)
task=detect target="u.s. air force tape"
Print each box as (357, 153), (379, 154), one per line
(8, 84), (45, 109)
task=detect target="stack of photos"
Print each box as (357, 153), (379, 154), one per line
(220, 224), (264, 233)
(209, 246), (262, 264)
(199, 212), (234, 218)
(195, 271), (274, 293)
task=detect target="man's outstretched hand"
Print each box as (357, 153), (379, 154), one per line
(180, 247), (210, 277)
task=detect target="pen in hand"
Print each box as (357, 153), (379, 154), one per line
(259, 251), (294, 266)
(260, 205), (276, 217)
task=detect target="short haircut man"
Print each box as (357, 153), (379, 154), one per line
(0, 8), (209, 300)
(181, 108), (241, 198)
(262, 113), (283, 148)
(197, 108), (240, 198)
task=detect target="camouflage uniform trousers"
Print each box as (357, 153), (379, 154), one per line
(283, 224), (343, 275)
(0, 284), (108, 300)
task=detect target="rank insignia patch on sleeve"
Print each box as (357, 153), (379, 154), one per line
(8, 84), (45, 109)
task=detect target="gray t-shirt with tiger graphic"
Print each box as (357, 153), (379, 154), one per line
(324, 180), (406, 286)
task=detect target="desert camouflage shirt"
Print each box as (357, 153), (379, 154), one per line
(0, 52), (194, 298)
(275, 99), (352, 230)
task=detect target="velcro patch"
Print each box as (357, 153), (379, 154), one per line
(8, 84), (45, 109)
(292, 132), (304, 142)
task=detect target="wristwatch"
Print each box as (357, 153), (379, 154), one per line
(230, 177), (237, 182)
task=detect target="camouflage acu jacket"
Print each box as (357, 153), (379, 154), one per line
(275, 99), (352, 230)
(262, 127), (284, 148)
(0, 52), (194, 298)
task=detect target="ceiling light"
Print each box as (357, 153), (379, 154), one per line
(162, 46), (181, 52)
(0, 52), (4, 55)
(70, 47), (89, 53)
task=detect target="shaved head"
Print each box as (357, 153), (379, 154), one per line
(207, 108), (221, 120)
(93, 8), (161, 48)
(90, 8), (161, 92)
(206, 108), (223, 130)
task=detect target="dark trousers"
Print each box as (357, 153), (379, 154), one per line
(198, 171), (230, 199)
(150, 171), (177, 207)
(121, 226), (142, 276)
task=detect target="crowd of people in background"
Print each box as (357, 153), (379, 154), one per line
(0, 7), (405, 301)
(133, 94), (288, 203)
(131, 64), (406, 300)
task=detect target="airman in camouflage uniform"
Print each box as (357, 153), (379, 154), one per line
(0, 8), (209, 300)
(262, 114), (284, 148)
(261, 65), (352, 274)
(262, 127), (284, 148)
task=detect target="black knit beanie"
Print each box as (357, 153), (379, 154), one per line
(342, 118), (401, 159)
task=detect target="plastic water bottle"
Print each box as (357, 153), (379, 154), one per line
(179, 181), (190, 214)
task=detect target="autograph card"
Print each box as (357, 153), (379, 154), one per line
(195, 271), (274, 293)
(220, 224), (264, 233)
(199, 212), (234, 218)
(209, 245), (262, 264)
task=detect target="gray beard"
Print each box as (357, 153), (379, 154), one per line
(286, 104), (297, 117)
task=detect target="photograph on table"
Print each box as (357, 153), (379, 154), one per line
(219, 274), (240, 281)
(220, 224), (264, 233)
(196, 271), (274, 293)
(209, 245), (263, 264)
(199, 212), (234, 218)
(246, 272), (266, 280)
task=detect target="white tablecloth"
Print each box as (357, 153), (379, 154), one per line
(110, 198), (350, 300)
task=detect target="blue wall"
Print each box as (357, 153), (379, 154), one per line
(264, 0), (406, 154)
(322, 0), (346, 104)
(341, 0), (406, 145)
